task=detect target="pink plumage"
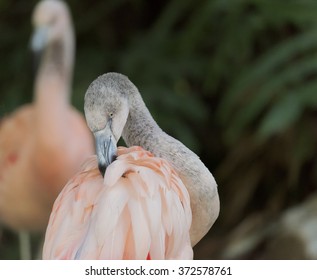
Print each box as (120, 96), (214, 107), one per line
(43, 146), (193, 260)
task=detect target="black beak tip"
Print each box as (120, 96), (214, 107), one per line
(111, 154), (118, 163)
(98, 164), (106, 177)
(98, 154), (118, 177)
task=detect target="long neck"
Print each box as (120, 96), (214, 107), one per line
(34, 28), (74, 149)
(122, 91), (219, 246)
(122, 93), (162, 148)
(35, 30), (74, 102)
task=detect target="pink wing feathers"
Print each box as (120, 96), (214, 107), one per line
(43, 146), (193, 260)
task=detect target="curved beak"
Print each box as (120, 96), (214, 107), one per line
(94, 120), (117, 176)
(30, 26), (48, 73)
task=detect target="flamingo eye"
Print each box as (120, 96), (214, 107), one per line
(109, 112), (114, 118)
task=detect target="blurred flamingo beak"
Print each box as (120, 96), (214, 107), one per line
(30, 26), (48, 73)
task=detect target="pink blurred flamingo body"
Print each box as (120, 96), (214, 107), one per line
(0, 0), (94, 233)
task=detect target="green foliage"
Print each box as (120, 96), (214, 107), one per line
(209, 0), (317, 229)
(219, 29), (317, 142)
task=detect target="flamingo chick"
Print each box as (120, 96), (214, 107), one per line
(43, 73), (219, 259)
(0, 0), (94, 233)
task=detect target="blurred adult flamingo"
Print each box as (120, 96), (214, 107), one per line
(43, 73), (219, 259)
(0, 0), (94, 256)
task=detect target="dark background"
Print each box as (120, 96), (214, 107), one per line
(1, 0), (317, 259)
